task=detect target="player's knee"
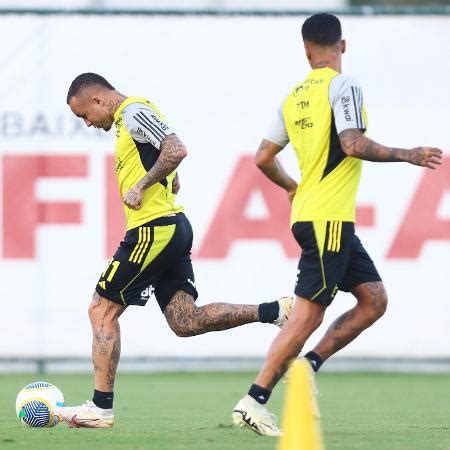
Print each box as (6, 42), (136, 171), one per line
(314, 312), (325, 329)
(88, 295), (102, 325)
(366, 285), (388, 323)
(168, 321), (196, 337)
(177, 328), (196, 338)
(88, 293), (122, 328)
(165, 311), (196, 337)
(304, 312), (324, 337)
(373, 289), (388, 320)
(355, 282), (388, 323)
(164, 294), (199, 337)
(168, 314), (204, 337)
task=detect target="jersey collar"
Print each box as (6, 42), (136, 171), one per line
(114, 97), (141, 122)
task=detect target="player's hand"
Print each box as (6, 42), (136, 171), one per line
(172, 172), (180, 194)
(123, 186), (144, 210)
(408, 147), (443, 169)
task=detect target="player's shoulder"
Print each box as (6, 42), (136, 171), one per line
(330, 73), (363, 91)
(121, 101), (156, 122)
(122, 100), (171, 142)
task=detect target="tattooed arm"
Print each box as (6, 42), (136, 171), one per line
(123, 133), (187, 209)
(255, 139), (298, 203)
(339, 128), (442, 169)
(137, 133), (187, 190)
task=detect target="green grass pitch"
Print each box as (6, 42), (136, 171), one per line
(1, 372), (449, 450)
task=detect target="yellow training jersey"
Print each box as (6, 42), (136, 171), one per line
(267, 67), (368, 224)
(113, 96), (183, 230)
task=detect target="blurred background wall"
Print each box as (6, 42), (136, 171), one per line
(0, 1), (448, 371)
(0, 0), (449, 8)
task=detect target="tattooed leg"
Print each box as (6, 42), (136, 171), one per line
(254, 297), (325, 390)
(88, 292), (127, 392)
(164, 290), (260, 337)
(312, 281), (388, 361)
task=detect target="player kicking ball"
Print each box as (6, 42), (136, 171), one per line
(54, 73), (295, 428)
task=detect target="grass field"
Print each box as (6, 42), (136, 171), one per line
(1, 372), (449, 450)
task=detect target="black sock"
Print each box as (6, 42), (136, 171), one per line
(248, 384), (271, 405)
(92, 389), (114, 409)
(258, 301), (279, 323)
(305, 351), (324, 372)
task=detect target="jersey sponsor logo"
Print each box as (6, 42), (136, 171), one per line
(293, 78), (324, 96)
(341, 96), (352, 121)
(293, 85), (304, 96)
(304, 78), (324, 85)
(140, 285), (155, 302)
(294, 117), (313, 129)
(136, 126), (150, 139)
(115, 117), (123, 138)
(136, 126), (157, 146)
(134, 112), (166, 142)
(115, 157), (124, 173)
(150, 114), (169, 131)
(297, 100), (310, 110)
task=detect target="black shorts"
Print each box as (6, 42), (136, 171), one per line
(96, 213), (198, 310)
(292, 221), (381, 306)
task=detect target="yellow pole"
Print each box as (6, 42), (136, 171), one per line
(278, 359), (325, 450)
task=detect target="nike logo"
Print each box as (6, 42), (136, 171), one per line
(69, 415), (102, 428)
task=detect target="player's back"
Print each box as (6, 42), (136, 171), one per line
(283, 67), (365, 224)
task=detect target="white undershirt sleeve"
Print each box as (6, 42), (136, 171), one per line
(264, 96), (290, 148)
(122, 103), (174, 148)
(329, 74), (366, 134)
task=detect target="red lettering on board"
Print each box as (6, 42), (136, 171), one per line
(3, 155), (87, 258)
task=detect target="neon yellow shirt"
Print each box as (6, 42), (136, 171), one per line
(267, 68), (368, 224)
(113, 97), (183, 230)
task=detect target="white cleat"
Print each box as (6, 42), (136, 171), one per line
(273, 295), (296, 327)
(232, 395), (282, 437)
(54, 400), (114, 428)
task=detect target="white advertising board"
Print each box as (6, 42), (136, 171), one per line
(0, 14), (448, 358)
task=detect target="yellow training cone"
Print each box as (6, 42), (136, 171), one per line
(278, 359), (325, 450)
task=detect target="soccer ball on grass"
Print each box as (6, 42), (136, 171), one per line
(15, 381), (64, 428)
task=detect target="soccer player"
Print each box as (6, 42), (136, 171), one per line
(55, 73), (295, 428)
(232, 13), (443, 436)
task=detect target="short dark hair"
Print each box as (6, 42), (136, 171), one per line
(301, 13), (342, 46)
(66, 72), (115, 104)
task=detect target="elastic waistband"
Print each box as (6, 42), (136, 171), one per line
(139, 212), (186, 228)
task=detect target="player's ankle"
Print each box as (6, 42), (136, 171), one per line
(258, 302), (279, 323)
(92, 389), (114, 409)
(304, 351), (324, 372)
(248, 383), (271, 404)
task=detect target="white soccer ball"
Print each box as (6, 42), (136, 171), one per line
(15, 381), (64, 428)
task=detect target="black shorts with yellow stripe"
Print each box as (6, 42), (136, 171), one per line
(292, 221), (381, 306)
(96, 213), (198, 310)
